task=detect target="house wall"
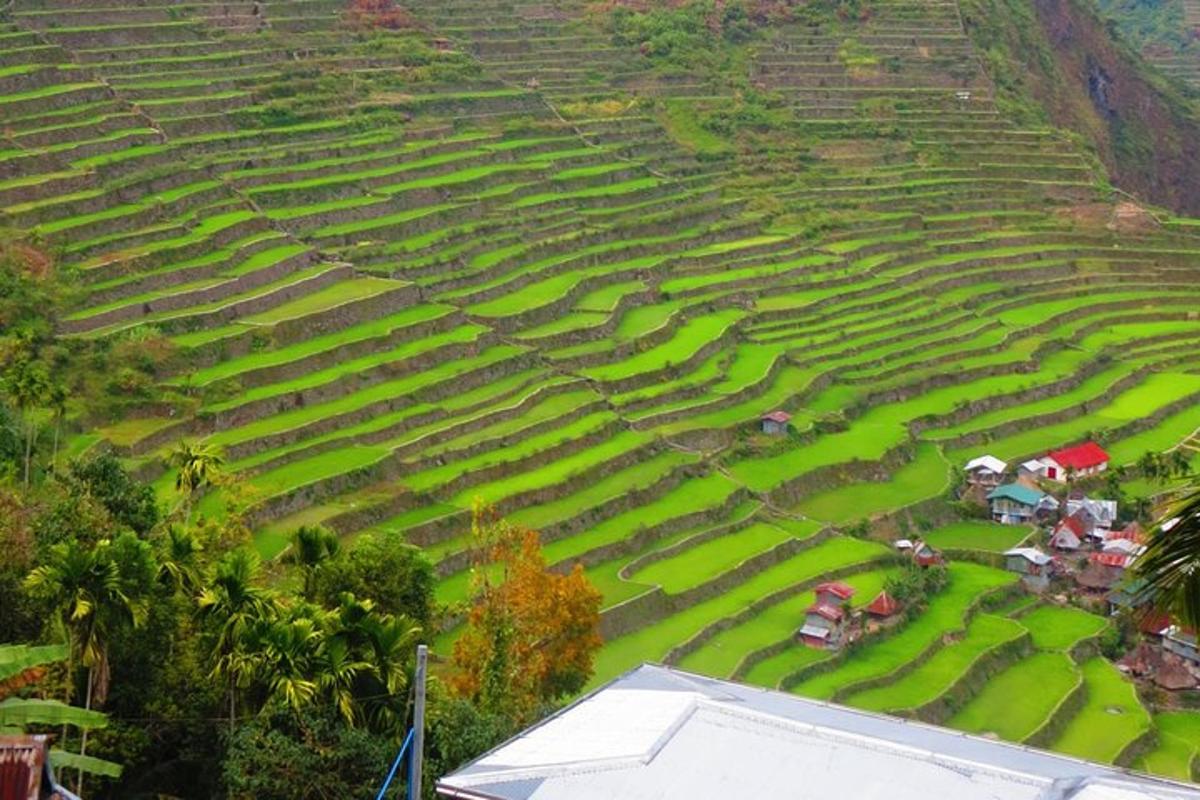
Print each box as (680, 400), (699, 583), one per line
(991, 498), (1034, 524)
(1005, 555), (1030, 574)
(1164, 636), (1200, 664)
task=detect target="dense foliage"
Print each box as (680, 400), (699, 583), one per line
(0, 425), (601, 798)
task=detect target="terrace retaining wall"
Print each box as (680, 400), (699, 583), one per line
(910, 631), (1034, 724)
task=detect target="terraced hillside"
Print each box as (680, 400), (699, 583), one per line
(1143, 0), (1200, 90)
(4, 0), (1200, 777)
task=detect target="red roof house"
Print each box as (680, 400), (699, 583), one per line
(1050, 515), (1086, 551)
(866, 591), (901, 618)
(807, 604), (845, 623)
(1137, 611), (1172, 637)
(1109, 523), (1146, 544)
(1042, 442), (1110, 481)
(814, 582), (856, 605)
(1090, 551), (1131, 569)
(760, 411), (792, 436)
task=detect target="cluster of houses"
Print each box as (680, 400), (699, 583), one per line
(964, 444), (1200, 691)
(799, 540), (944, 651)
(963, 442), (1140, 593)
(799, 581), (907, 651)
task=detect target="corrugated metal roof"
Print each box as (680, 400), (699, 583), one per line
(988, 483), (1046, 506)
(437, 664), (1200, 800)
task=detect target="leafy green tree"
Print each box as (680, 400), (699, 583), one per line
(222, 706), (393, 800)
(245, 611), (325, 717)
(312, 529), (435, 626)
(67, 452), (160, 536)
(197, 549), (277, 734)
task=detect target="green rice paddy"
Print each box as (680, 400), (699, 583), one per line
(7, 0), (1200, 780)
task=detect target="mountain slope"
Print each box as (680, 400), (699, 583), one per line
(962, 0), (1200, 213)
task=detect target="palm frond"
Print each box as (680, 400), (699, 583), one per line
(1135, 486), (1200, 627)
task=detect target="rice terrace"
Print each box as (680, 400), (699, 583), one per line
(5, 0), (1200, 793)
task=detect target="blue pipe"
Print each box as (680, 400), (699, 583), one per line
(375, 727), (415, 800)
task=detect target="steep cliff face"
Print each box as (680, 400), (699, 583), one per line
(962, 0), (1200, 214)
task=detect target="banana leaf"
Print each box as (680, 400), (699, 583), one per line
(50, 748), (124, 778)
(0, 698), (107, 730)
(0, 643), (69, 682)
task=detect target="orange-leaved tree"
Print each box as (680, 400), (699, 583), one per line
(451, 500), (602, 723)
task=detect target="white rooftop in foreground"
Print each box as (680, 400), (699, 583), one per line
(437, 664), (1200, 800)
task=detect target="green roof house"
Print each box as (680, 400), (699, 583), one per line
(987, 483), (1046, 525)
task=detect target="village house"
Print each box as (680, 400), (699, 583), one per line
(1102, 537), (1143, 559)
(0, 735), (80, 800)
(987, 483), (1047, 525)
(1117, 642), (1197, 691)
(1066, 493), (1119, 534)
(1107, 577), (1152, 616)
(801, 581), (856, 650)
(1049, 514), (1086, 551)
(1004, 546), (1054, 590)
(760, 410), (791, 436)
(1019, 459), (1047, 480)
(1040, 441), (1110, 482)
(912, 540), (945, 568)
(964, 455), (1007, 487)
(1077, 552), (1130, 594)
(866, 590), (902, 620)
(1110, 521), (1146, 544)
(1163, 627), (1200, 667)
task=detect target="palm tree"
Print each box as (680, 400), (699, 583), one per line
(48, 380), (67, 472)
(249, 613), (324, 716)
(157, 525), (204, 596)
(23, 538), (149, 791)
(1136, 484), (1200, 627)
(285, 525), (340, 600)
(3, 354), (51, 487)
(326, 593), (420, 731)
(197, 549), (276, 734)
(168, 440), (225, 527)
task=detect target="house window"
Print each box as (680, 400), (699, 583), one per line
(1046, 467), (1057, 479)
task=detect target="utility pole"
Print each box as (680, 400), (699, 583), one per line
(409, 644), (428, 800)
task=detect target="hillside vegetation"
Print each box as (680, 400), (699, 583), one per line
(3, 0), (1200, 793)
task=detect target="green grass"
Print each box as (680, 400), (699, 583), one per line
(544, 470), (743, 568)
(789, 562), (1017, 700)
(922, 520), (1032, 552)
(583, 309), (744, 383)
(1016, 605), (1108, 651)
(1107, 406), (1200, 465)
(961, 372), (1200, 463)
(793, 442), (949, 523)
(1052, 657), (1153, 763)
(681, 568), (895, 680)
(628, 521), (796, 594)
(1137, 712), (1200, 780)
(240, 277), (403, 325)
(948, 652), (1080, 741)
(179, 304), (454, 386)
(590, 536), (891, 686)
(846, 613), (1026, 712)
